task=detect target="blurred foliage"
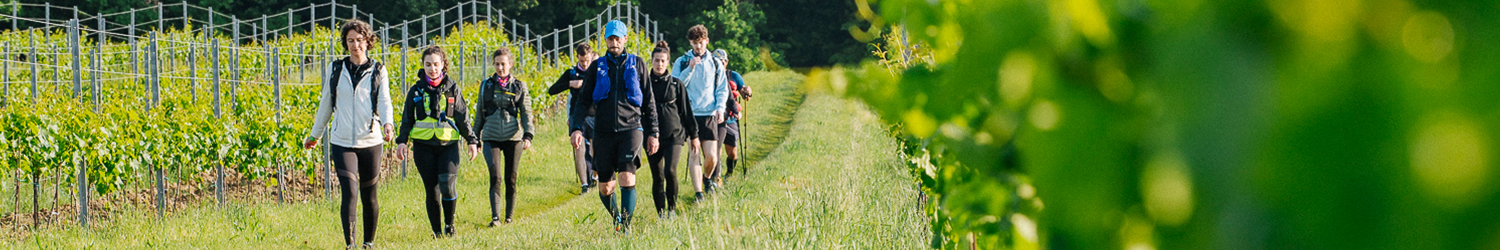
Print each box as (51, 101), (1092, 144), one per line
(813, 0), (1500, 249)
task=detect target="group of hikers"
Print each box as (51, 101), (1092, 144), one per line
(301, 18), (753, 249)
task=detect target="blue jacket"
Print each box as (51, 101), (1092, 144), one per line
(671, 49), (729, 116)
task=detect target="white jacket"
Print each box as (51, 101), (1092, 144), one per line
(308, 59), (395, 148)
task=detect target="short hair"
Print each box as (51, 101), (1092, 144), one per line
(687, 25), (708, 41)
(491, 48), (511, 60)
(653, 40), (671, 55)
(422, 45), (449, 74)
(339, 19), (376, 52)
(574, 42), (593, 56)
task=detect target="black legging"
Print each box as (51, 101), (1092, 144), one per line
(648, 142), (683, 214)
(330, 145), (381, 245)
(483, 140), (522, 221)
(412, 143), (460, 236)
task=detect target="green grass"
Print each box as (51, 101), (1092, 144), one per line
(0, 70), (928, 249)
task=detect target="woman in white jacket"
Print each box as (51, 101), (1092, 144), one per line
(301, 19), (395, 250)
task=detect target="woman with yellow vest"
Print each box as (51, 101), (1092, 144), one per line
(474, 48), (534, 227)
(393, 45), (480, 238)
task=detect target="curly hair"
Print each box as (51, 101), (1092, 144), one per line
(422, 45), (449, 74)
(687, 25), (708, 41)
(339, 19), (376, 52)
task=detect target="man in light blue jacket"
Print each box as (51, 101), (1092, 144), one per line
(672, 24), (729, 201)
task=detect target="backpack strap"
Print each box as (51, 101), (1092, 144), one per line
(369, 61), (383, 118)
(327, 60), (344, 110)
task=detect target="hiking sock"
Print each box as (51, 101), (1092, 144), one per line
(727, 158), (738, 178)
(621, 186), (637, 221)
(599, 193), (617, 219)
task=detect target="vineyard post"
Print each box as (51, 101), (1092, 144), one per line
(229, 46), (238, 109)
(553, 29), (558, 64)
(4, 47), (9, 107)
(152, 32), (166, 220)
(262, 15), (268, 43)
(481, 42), (488, 73)
(93, 39), (100, 113)
(70, 19), (90, 228)
(422, 14), (429, 46)
(440, 8), (445, 38)
(95, 17), (103, 111)
(458, 42), (464, 84)
(381, 25), (388, 69)
(29, 31), (37, 105)
(568, 25), (574, 57)
(486, 1), (492, 25)
(287, 8), (293, 37)
(212, 39), (221, 118)
(299, 42), (305, 84)
(322, 50), (331, 199)
(329, 0), (336, 31)
(53, 45), (60, 93)
(71, 20), (82, 99)
(273, 47), (285, 205)
(151, 33), (160, 106)
(233, 17), (238, 46)
(536, 31), (542, 70)
(10, 4), (14, 30)
(399, 46), (409, 179)
(208, 7), (214, 38)
(183, 2), (188, 31)
(157, 2), (163, 32)
(44, 3), (50, 25)
(188, 45), (196, 102)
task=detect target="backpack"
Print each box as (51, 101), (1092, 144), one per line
(481, 76), (523, 118)
(328, 59), (384, 125)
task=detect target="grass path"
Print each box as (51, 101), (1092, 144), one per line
(1, 70), (928, 249)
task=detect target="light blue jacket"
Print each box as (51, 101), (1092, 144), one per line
(671, 49), (728, 116)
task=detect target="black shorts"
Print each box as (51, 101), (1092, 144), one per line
(592, 129), (643, 182)
(717, 122), (739, 147)
(694, 116), (718, 141)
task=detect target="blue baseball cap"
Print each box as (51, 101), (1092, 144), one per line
(605, 20), (628, 39)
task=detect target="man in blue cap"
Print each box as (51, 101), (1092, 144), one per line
(571, 19), (658, 234)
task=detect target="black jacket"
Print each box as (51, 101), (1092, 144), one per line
(572, 52), (658, 138)
(649, 71), (697, 145)
(549, 66), (594, 131)
(395, 75), (479, 146)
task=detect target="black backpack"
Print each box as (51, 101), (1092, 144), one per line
(328, 59), (384, 123)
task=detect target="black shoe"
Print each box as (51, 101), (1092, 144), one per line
(581, 185), (590, 195)
(443, 225), (455, 237)
(695, 192), (704, 203)
(346, 244), (360, 250)
(361, 242), (374, 249)
(505, 217), (514, 224)
(488, 218), (500, 228)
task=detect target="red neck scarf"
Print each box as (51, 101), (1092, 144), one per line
(425, 73), (444, 87)
(495, 74), (512, 88)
